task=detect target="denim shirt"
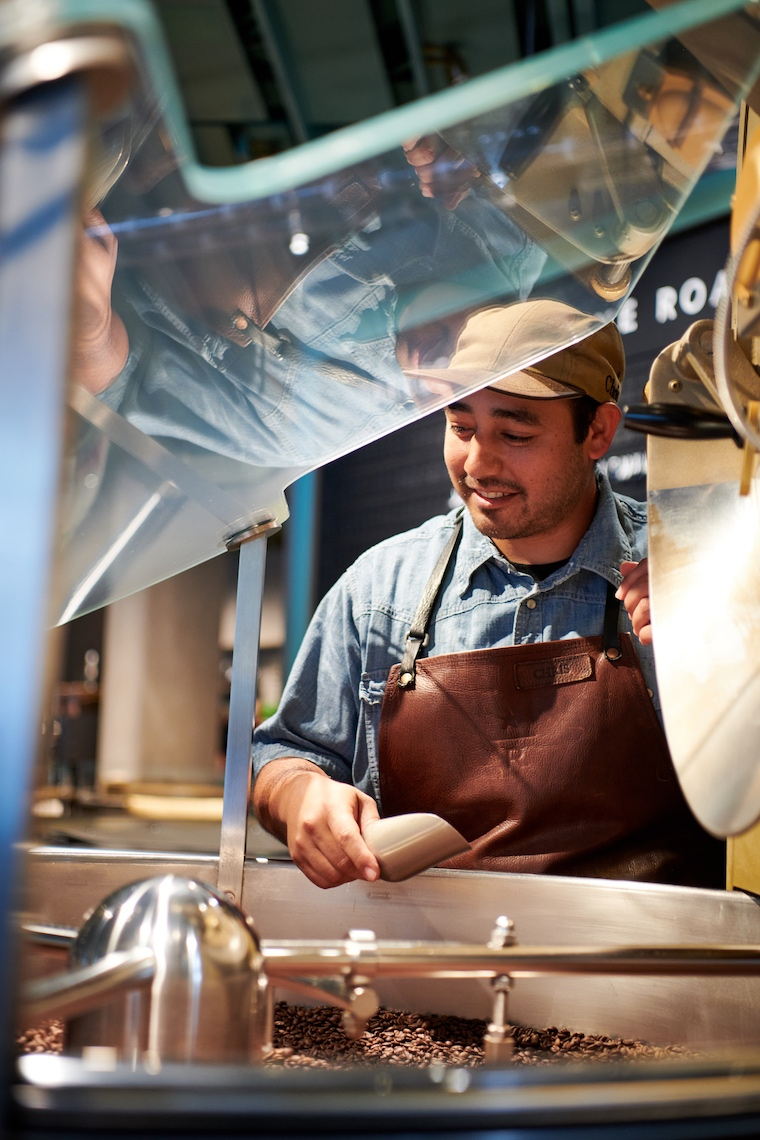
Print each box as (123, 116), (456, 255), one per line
(253, 471), (655, 810)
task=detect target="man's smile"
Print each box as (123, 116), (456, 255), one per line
(461, 481), (524, 509)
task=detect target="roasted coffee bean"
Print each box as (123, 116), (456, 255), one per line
(16, 1020), (63, 1056)
(265, 1002), (694, 1070)
(17, 1007), (694, 1070)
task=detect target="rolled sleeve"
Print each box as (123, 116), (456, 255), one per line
(253, 573), (364, 786)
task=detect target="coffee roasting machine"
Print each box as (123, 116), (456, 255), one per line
(7, 0), (760, 1135)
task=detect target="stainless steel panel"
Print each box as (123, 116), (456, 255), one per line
(648, 480), (760, 834)
(645, 337), (760, 836)
(22, 849), (760, 1050)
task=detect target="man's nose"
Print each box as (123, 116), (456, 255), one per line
(464, 433), (502, 481)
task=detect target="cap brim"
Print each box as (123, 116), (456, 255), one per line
(404, 366), (580, 399)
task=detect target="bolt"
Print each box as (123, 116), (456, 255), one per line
(668, 378), (682, 393)
(488, 915), (515, 949)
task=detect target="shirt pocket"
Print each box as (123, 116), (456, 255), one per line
(359, 673), (388, 808)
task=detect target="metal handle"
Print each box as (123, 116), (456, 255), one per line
(22, 923), (78, 950)
(261, 939), (760, 980)
(21, 948), (154, 1022)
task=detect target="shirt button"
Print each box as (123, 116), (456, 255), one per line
(647, 688), (654, 698)
(526, 598), (537, 609)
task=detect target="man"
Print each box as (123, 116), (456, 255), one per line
(252, 299), (723, 891)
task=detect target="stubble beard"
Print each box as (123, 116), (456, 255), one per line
(455, 453), (593, 543)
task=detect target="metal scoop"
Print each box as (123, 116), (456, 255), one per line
(363, 813), (471, 882)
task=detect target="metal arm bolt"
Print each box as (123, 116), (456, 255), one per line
(484, 916), (516, 1062)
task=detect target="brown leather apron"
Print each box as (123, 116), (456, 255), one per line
(378, 515), (724, 886)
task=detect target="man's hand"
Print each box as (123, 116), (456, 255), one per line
(402, 134), (480, 210)
(72, 209), (129, 394)
(616, 558), (652, 645)
(253, 759), (381, 889)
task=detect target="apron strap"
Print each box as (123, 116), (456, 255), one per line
(397, 510), (464, 689)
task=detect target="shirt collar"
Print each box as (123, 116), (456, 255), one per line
(562, 471), (635, 588)
(455, 509), (503, 594)
(453, 470), (634, 596)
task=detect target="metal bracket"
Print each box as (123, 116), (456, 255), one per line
(217, 516), (281, 907)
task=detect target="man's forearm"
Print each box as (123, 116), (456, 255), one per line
(252, 757), (330, 843)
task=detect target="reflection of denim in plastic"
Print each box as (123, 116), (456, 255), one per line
(72, 192), (544, 469)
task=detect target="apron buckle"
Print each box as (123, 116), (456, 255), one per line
(397, 633), (427, 689)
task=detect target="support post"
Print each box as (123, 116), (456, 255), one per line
(217, 520), (280, 906)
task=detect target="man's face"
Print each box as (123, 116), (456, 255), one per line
(443, 387), (603, 561)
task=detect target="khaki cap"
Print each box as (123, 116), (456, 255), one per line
(409, 298), (625, 404)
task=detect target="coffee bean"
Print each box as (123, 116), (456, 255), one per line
(261, 1002), (696, 1071)
(16, 1020), (64, 1055)
(17, 1007), (695, 1071)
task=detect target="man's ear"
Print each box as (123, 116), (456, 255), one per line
(586, 401), (622, 461)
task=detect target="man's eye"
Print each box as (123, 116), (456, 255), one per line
(448, 423), (472, 436)
(503, 432), (533, 444)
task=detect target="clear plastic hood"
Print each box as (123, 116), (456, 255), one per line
(21, 0), (759, 621)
